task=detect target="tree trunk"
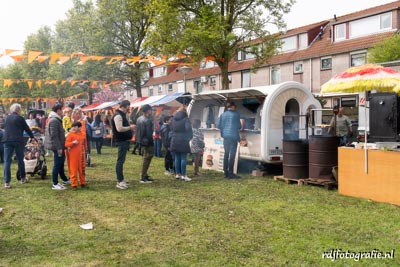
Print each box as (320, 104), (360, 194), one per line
(218, 55), (231, 90)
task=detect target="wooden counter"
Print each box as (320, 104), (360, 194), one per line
(338, 147), (400, 206)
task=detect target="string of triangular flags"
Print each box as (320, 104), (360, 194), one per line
(0, 49), (170, 66)
(0, 92), (87, 104)
(0, 78), (124, 89)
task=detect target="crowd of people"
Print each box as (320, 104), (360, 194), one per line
(0, 99), (215, 191)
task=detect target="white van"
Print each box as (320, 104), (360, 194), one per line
(188, 81), (321, 171)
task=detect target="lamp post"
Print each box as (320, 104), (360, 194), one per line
(178, 66), (192, 93)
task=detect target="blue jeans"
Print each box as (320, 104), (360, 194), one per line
(223, 138), (238, 177)
(116, 140), (130, 182)
(174, 152), (188, 176)
(52, 149), (68, 185)
(154, 138), (162, 157)
(3, 141), (25, 184)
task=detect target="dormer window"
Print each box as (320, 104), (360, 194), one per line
(335, 23), (345, 41)
(350, 12), (392, 39)
(281, 36), (297, 52)
(237, 46), (256, 61)
(299, 33), (308, 49)
(153, 66), (167, 78)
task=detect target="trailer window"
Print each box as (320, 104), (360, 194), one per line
(341, 96), (357, 107)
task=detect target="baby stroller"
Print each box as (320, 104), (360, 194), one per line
(17, 137), (47, 180)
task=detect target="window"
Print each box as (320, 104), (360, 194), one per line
(299, 33), (308, 49)
(237, 46), (257, 61)
(149, 86), (154, 96)
(294, 62), (303, 74)
(350, 52), (366, 67)
(200, 60), (216, 69)
(271, 66), (280, 85)
(281, 36), (297, 52)
(350, 12), (392, 39)
(158, 84), (163, 94)
(380, 12), (392, 29)
(210, 76), (216, 86)
(321, 57), (332, 70)
(153, 66), (167, 78)
(42, 102), (47, 109)
(341, 96), (357, 107)
(335, 23), (345, 41)
(193, 80), (202, 93)
(168, 83), (173, 91)
(31, 101), (36, 109)
(228, 73), (232, 83)
(241, 70), (251, 88)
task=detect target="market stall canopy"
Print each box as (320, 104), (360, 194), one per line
(131, 95), (165, 108)
(151, 92), (185, 107)
(81, 102), (102, 111)
(321, 64), (400, 94)
(92, 100), (120, 111)
(130, 96), (148, 107)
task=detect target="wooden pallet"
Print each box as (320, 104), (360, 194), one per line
(273, 175), (305, 185)
(302, 178), (337, 190)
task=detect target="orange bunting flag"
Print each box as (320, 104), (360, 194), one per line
(91, 56), (105, 61)
(27, 81), (33, 89)
(28, 51), (43, 64)
(71, 52), (86, 58)
(61, 80), (67, 85)
(77, 56), (93, 65)
(36, 80), (42, 89)
(4, 79), (13, 87)
(50, 53), (63, 64)
(70, 80), (78, 86)
(36, 56), (49, 63)
(106, 56), (124, 65)
(57, 56), (70, 65)
(126, 56), (141, 63)
(10, 55), (26, 62)
(5, 49), (22, 55)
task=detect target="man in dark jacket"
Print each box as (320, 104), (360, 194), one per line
(135, 104), (154, 183)
(45, 104), (70, 190)
(111, 100), (134, 189)
(2, 103), (35, 188)
(218, 100), (241, 179)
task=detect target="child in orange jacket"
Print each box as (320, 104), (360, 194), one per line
(65, 121), (87, 189)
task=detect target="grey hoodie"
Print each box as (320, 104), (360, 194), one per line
(44, 111), (65, 150)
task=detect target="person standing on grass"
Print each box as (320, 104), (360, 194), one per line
(65, 121), (87, 190)
(218, 100), (241, 179)
(91, 113), (105, 155)
(160, 115), (174, 175)
(44, 104), (70, 190)
(170, 101), (193, 182)
(2, 103), (35, 189)
(135, 104), (154, 184)
(111, 100), (134, 189)
(190, 119), (205, 176)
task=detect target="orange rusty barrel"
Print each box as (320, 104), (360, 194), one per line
(308, 136), (340, 180)
(282, 139), (309, 179)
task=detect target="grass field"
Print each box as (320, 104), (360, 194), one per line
(0, 145), (399, 266)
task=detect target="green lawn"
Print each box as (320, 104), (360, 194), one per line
(0, 145), (399, 266)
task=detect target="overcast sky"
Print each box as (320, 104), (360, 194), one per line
(0, 0), (396, 52)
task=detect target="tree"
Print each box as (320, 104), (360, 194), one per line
(97, 0), (153, 97)
(368, 34), (400, 63)
(146, 0), (295, 89)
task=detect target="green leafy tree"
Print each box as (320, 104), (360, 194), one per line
(97, 0), (153, 97)
(146, 0), (294, 89)
(368, 34), (400, 63)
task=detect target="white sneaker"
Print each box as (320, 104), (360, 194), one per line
(116, 181), (128, 189)
(164, 170), (172, 175)
(181, 175), (192, 182)
(52, 184), (66, 190)
(175, 174), (181, 180)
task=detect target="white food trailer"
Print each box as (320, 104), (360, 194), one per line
(188, 81), (321, 172)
